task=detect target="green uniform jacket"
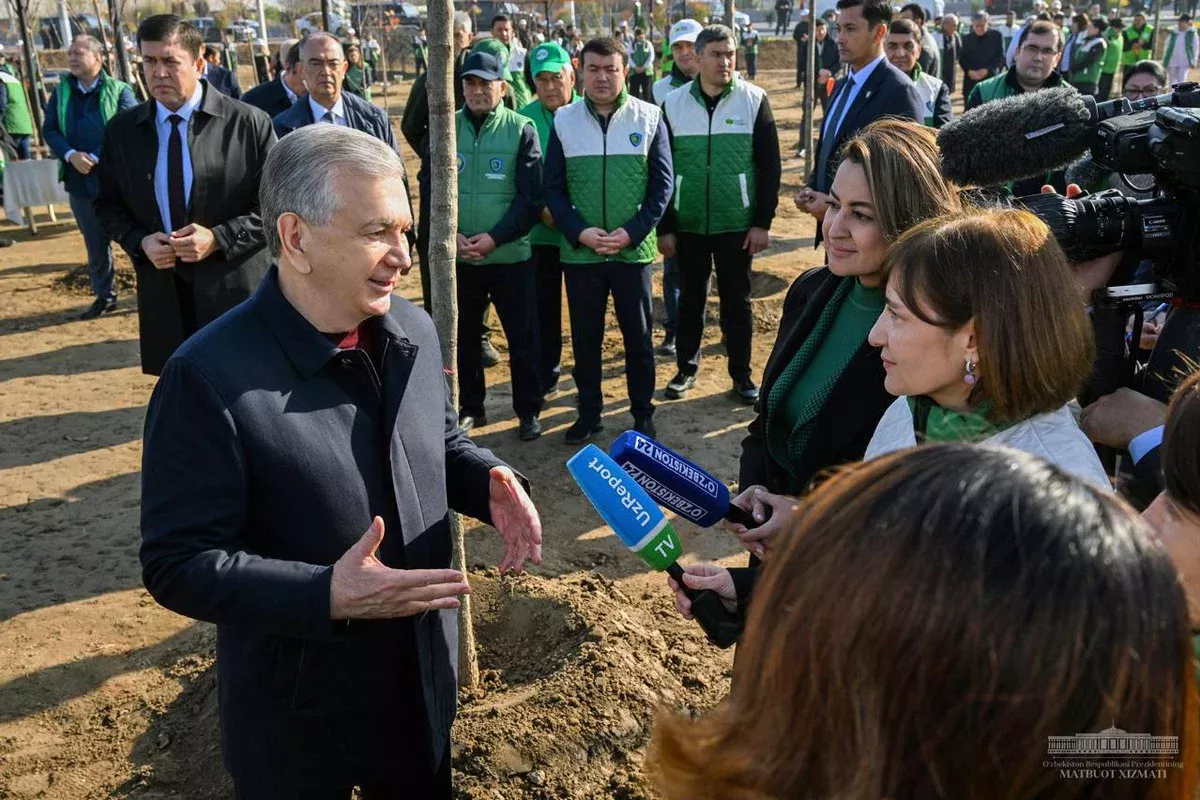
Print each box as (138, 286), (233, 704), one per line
(0, 71), (34, 136)
(631, 40), (655, 70)
(662, 76), (764, 234)
(456, 105), (535, 265)
(1164, 28), (1199, 67)
(520, 93), (580, 247)
(553, 90), (661, 264)
(54, 72), (132, 180)
(1122, 23), (1154, 65)
(1071, 35), (1107, 84)
(1102, 28), (1124, 74)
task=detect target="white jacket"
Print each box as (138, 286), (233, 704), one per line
(864, 397), (1112, 490)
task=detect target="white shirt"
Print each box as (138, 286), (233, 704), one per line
(309, 94), (347, 125)
(824, 53), (885, 137)
(281, 75), (299, 105)
(154, 80), (204, 233)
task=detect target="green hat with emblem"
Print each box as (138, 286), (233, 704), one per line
(529, 41), (571, 76)
(470, 37), (512, 80)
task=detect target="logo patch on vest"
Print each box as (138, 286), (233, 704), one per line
(485, 156), (506, 179)
(456, 153), (465, 172)
(629, 132), (643, 147)
(723, 117), (747, 127)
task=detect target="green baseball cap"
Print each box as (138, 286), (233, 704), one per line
(529, 42), (571, 76)
(470, 37), (512, 80)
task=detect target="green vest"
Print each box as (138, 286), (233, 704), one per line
(743, 32), (759, 55)
(1102, 28), (1123, 73)
(1072, 36), (1106, 84)
(909, 64), (946, 127)
(972, 71), (1018, 104)
(1122, 24), (1153, 65)
(0, 71), (34, 136)
(455, 105), (534, 265)
(55, 73), (130, 181)
(553, 90), (660, 264)
(520, 93), (580, 247)
(1164, 28), (1198, 67)
(631, 39), (654, 67)
(662, 77), (762, 234)
(508, 72), (533, 111)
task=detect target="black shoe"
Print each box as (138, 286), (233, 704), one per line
(458, 411), (487, 432)
(80, 295), (117, 320)
(734, 379), (760, 405)
(656, 332), (676, 357)
(542, 380), (560, 397)
(518, 415), (542, 441)
(664, 372), (696, 399)
(633, 416), (656, 439)
(565, 417), (604, 445)
(481, 338), (501, 368)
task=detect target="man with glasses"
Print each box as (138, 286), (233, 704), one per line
(968, 19), (1072, 196)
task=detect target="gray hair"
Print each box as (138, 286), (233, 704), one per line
(70, 35), (104, 55)
(694, 24), (735, 53)
(278, 37), (300, 65)
(300, 31), (345, 60)
(260, 126), (408, 256)
(454, 11), (473, 33)
(972, 10), (988, 21)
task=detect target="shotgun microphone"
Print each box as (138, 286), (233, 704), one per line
(608, 431), (759, 529)
(566, 445), (741, 648)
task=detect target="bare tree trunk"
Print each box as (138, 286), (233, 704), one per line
(723, 0), (734, 30)
(802, 9), (816, 176)
(425, 0), (479, 690)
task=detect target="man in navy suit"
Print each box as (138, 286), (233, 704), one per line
(241, 38), (304, 118)
(202, 44), (242, 99)
(795, 0), (923, 236)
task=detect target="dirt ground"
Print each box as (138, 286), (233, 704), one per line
(0, 70), (828, 798)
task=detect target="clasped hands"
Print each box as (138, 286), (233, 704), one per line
(457, 232), (498, 261)
(579, 226), (632, 256)
(141, 225), (219, 269)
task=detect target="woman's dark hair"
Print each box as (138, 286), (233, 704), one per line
(651, 444), (1198, 800)
(883, 207), (1095, 423)
(1124, 59), (1168, 88)
(1165, 369), (1200, 516)
(581, 35), (627, 66)
(137, 14), (204, 60)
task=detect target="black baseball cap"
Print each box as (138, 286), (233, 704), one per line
(461, 51), (505, 81)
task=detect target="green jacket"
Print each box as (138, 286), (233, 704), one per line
(1102, 28), (1124, 73)
(54, 72), (131, 180)
(1070, 35), (1106, 84)
(520, 93), (580, 246)
(1164, 28), (1199, 67)
(553, 89), (661, 264)
(1122, 23), (1154, 65)
(0, 70), (34, 136)
(662, 76), (763, 234)
(631, 39), (654, 69)
(344, 63), (372, 101)
(456, 105), (534, 265)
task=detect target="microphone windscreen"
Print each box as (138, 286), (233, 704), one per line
(608, 431), (730, 528)
(566, 445), (684, 571)
(938, 87), (1095, 187)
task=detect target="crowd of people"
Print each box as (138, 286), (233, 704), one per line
(3, 2), (1200, 796)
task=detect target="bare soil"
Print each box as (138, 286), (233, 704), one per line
(0, 69), (824, 798)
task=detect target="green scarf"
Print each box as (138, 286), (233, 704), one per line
(764, 278), (855, 478)
(908, 396), (1004, 443)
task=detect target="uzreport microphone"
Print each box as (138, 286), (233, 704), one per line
(567, 445), (742, 649)
(608, 431), (758, 529)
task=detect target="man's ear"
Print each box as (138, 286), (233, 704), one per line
(278, 212), (313, 275)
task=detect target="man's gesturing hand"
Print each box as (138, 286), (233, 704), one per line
(330, 517), (471, 619)
(142, 232), (177, 269)
(489, 466), (543, 574)
(170, 223), (219, 263)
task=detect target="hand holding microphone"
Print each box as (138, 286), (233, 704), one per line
(723, 485), (802, 558)
(667, 564), (735, 620)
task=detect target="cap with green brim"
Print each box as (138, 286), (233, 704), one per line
(529, 42), (571, 76)
(470, 37), (512, 80)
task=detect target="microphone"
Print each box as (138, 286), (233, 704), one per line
(938, 87), (1096, 187)
(607, 431), (759, 529)
(567, 445), (742, 649)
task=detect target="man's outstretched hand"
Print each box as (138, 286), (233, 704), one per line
(488, 466), (542, 574)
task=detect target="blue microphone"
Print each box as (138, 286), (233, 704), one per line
(608, 431), (759, 528)
(567, 445), (741, 648)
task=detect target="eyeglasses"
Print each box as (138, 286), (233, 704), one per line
(1020, 44), (1059, 57)
(1124, 85), (1163, 99)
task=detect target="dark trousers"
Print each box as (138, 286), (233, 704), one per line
(744, 52), (758, 79)
(233, 743), (451, 799)
(13, 134), (31, 160)
(68, 191), (115, 300)
(662, 256), (680, 336)
(675, 231), (753, 383)
(962, 75), (981, 101)
(629, 72), (653, 100)
(419, 204), (491, 344)
(1098, 70), (1116, 100)
(564, 261), (655, 422)
(457, 260), (543, 419)
(533, 244), (564, 390)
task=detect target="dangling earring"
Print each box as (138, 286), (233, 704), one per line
(964, 358), (977, 386)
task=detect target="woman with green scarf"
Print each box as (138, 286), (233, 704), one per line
(343, 43), (372, 101)
(864, 206), (1109, 488)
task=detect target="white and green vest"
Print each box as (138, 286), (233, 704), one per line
(553, 90), (661, 264)
(455, 105), (534, 265)
(662, 77), (762, 235)
(909, 65), (945, 127)
(1164, 28), (1199, 67)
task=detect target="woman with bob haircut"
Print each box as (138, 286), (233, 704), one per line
(865, 207), (1109, 487)
(650, 444), (1199, 800)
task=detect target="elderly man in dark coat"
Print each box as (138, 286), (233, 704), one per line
(95, 14), (275, 375)
(139, 124), (543, 798)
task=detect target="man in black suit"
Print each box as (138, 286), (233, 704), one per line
(95, 15), (276, 376)
(139, 124), (543, 798)
(795, 0), (922, 238)
(241, 38), (304, 117)
(202, 43), (242, 99)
